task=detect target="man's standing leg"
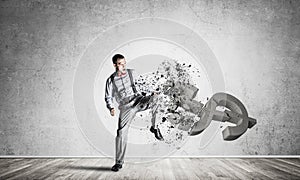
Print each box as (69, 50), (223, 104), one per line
(112, 105), (136, 171)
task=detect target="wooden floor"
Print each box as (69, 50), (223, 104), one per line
(0, 158), (299, 179)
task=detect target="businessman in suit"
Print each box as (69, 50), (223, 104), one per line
(105, 54), (164, 172)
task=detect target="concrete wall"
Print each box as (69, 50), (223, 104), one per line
(0, 0), (299, 156)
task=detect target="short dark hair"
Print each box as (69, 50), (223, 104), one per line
(112, 54), (124, 64)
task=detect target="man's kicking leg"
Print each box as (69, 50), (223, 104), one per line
(149, 101), (164, 141)
(140, 94), (164, 141)
(134, 94), (164, 141)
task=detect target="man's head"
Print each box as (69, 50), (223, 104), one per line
(112, 54), (126, 72)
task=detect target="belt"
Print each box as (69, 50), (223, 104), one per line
(119, 94), (137, 105)
(132, 95), (153, 107)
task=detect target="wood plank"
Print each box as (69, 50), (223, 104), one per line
(27, 159), (69, 179)
(275, 158), (300, 168)
(82, 158), (113, 179)
(0, 158), (23, 167)
(6, 159), (57, 180)
(44, 158), (80, 180)
(0, 158), (37, 178)
(92, 158), (117, 179)
(174, 158), (198, 179)
(189, 158), (220, 179)
(218, 158), (255, 179)
(0, 158), (299, 179)
(242, 158), (298, 180)
(222, 158), (265, 180)
(261, 158), (300, 178)
(170, 158), (190, 179)
(162, 159), (176, 180)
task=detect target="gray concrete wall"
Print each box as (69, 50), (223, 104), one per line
(0, 0), (299, 156)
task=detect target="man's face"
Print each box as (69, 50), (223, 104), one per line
(114, 58), (126, 72)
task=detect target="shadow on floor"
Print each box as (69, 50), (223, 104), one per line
(60, 165), (111, 171)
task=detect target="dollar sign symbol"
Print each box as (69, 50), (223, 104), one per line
(189, 92), (256, 140)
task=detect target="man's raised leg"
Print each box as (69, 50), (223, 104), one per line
(148, 95), (164, 141)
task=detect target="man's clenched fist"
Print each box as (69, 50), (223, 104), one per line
(110, 108), (115, 116)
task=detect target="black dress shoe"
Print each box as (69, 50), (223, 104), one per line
(150, 126), (164, 141)
(111, 164), (122, 172)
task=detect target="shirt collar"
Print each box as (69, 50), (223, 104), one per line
(117, 70), (127, 77)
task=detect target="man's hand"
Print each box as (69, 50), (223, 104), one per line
(110, 108), (115, 116)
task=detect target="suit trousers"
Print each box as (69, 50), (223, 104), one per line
(115, 94), (159, 165)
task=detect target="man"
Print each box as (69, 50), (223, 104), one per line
(105, 54), (164, 172)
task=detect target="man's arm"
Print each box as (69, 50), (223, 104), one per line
(105, 77), (115, 113)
